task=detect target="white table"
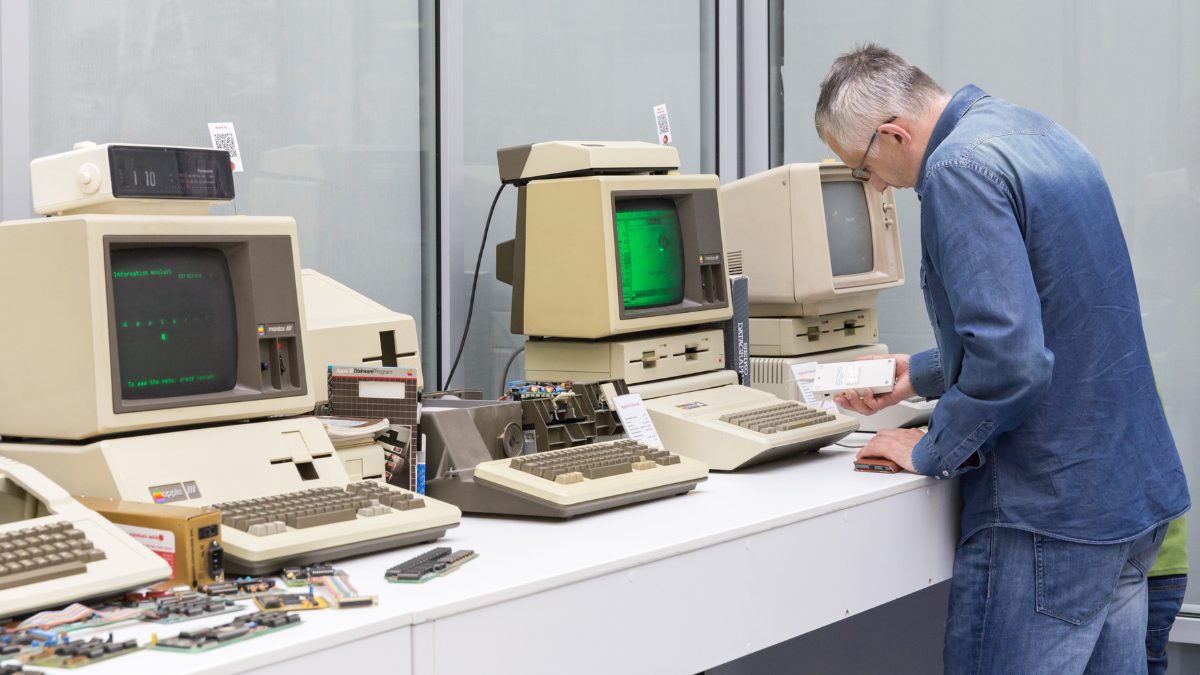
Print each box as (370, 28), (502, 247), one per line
(38, 442), (959, 674)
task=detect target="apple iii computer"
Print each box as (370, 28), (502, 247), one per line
(494, 141), (858, 470)
(0, 142), (460, 576)
(721, 162), (934, 430)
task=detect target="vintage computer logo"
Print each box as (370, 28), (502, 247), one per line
(259, 322), (296, 336)
(148, 481), (202, 503)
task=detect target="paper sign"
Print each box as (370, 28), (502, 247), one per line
(612, 392), (664, 449)
(653, 103), (672, 145)
(117, 524), (177, 575)
(208, 122), (244, 172)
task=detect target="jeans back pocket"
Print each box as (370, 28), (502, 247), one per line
(1034, 534), (1130, 625)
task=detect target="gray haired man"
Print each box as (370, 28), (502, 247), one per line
(815, 44), (1188, 673)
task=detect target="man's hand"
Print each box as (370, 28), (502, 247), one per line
(834, 353), (915, 416)
(855, 428), (925, 474)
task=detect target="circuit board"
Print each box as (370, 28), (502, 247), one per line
(254, 593), (330, 612)
(385, 547), (478, 583)
(152, 611), (301, 653)
(19, 636), (140, 669)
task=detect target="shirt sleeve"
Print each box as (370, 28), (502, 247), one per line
(911, 164), (1054, 479)
(908, 348), (945, 399)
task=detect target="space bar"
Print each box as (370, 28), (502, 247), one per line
(292, 508), (358, 529)
(0, 561), (87, 590)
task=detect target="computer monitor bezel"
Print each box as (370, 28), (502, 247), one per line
(609, 188), (726, 321)
(103, 234), (308, 414)
(505, 173), (732, 340)
(720, 162), (903, 316)
(817, 170), (901, 292)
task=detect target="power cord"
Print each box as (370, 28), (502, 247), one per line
(441, 182), (507, 391)
(499, 346), (525, 394)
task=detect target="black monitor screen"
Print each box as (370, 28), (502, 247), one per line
(614, 198), (686, 310)
(110, 247), (238, 400)
(822, 181), (874, 276)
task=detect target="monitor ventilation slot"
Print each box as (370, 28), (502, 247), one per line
(727, 250), (744, 276)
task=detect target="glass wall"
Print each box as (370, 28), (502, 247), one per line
(773, 0), (1200, 605)
(23, 0), (436, 379)
(447, 0), (717, 396)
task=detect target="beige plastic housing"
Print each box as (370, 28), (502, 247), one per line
(524, 328), (726, 385)
(0, 215), (314, 440)
(721, 163), (903, 318)
(622, 371), (860, 471)
(748, 310), (878, 357)
(749, 344), (890, 401)
(31, 142), (230, 216)
(301, 269), (423, 401)
(503, 173), (732, 339)
(497, 141), (679, 184)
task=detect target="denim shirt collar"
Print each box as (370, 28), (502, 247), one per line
(915, 84), (990, 197)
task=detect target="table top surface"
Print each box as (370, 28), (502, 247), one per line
(18, 440), (943, 674)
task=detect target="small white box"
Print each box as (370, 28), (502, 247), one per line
(810, 359), (896, 399)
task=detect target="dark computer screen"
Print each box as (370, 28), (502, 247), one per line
(822, 181), (874, 276)
(110, 247), (238, 400)
(614, 198), (685, 310)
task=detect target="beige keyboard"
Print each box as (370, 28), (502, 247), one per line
(0, 457), (170, 617)
(638, 382), (859, 470)
(213, 481), (461, 576)
(473, 439), (707, 509)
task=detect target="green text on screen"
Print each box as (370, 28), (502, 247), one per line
(615, 201), (685, 310)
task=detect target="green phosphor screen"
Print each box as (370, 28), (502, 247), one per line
(615, 199), (685, 310)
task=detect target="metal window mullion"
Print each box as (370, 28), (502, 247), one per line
(436, 0), (466, 391)
(0, 0), (32, 221)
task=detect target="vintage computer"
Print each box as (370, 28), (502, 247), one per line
(0, 142), (460, 576)
(494, 141), (858, 470)
(721, 162), (934, 430)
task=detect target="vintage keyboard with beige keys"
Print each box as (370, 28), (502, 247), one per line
(0, 456), (169, 617)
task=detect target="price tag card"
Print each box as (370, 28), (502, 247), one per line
(612, 392), (664, 449)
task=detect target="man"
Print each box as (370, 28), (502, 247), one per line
(814, 44), (1190, 673)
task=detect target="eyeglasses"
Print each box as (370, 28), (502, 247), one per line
(851, 116), (897, 181)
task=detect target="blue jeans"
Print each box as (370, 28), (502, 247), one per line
(944, 525), (1165, 674)
(1146, 574), (1187, 675)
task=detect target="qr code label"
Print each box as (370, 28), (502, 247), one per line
(207, 122), (244, 172)
(653, 103), (672, 145)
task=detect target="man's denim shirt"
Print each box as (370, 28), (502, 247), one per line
(908, 85), (1189, 544)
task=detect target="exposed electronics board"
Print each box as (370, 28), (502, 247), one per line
(200, 576), (278, 598)
(281, 563), (336, 587)
(138, 592), (239, 623)
(385, 547), (478, 583)
(152, 611), (301, 652)
(254, 593), (330, 612)
(19, 635), (140, 669)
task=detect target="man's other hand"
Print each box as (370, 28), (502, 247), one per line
(834, 353), (915, 415)
(855, 427), (925, 473)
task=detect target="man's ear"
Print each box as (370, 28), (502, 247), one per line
(879, 121), (912, 146)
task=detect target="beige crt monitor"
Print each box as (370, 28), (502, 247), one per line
(0, 216), (313, 441)
(496, 142), (731, 340)
(722, 162), (903, 355)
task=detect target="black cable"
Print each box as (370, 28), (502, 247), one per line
(441, 182), (506, 391)
(500, 346), (525, 395)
